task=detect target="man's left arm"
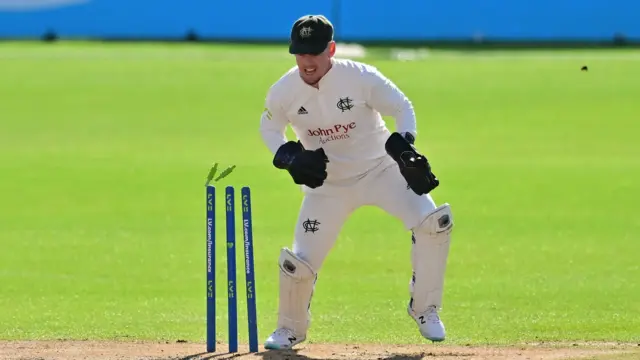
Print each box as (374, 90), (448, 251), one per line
(362, 66), (417, 140)
(363, 66), (440, 196)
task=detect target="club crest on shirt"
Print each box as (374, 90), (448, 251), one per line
(337, 97), (354, 112)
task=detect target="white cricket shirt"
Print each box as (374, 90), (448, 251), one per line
(259, 58), (417, 186)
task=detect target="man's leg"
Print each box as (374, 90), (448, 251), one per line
(366, 163), (454, 341)
(265, 192), (355, 350)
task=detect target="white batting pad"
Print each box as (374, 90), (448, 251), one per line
(410, 203), (454, 313)
(277, 248), (317, 336)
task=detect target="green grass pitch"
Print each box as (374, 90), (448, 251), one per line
(0, 42), (639, 347)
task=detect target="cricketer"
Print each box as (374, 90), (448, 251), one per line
(258, 14), (455, 350)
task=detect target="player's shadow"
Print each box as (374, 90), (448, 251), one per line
(179, 350), (424, 360)
(179, 352), (245, 360)
(255, 349), (425, 360)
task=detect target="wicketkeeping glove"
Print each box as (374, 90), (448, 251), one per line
(273, 141), (329, 189)
(385, 132), (439, 195)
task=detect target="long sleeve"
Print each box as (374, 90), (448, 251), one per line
(259, 90), (289, 155)
(363, 66), (417, 137)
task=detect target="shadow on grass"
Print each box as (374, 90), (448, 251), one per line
(178, 351), (246, 360)
(255, 349), (426, 360)
(178, 349), (426, 360)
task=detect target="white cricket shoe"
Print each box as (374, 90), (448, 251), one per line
(264, 327), (306, 350)
(408, 302), (446, 342)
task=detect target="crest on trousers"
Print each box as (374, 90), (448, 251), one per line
(300, 27), (313, 38)
(302, 218), (320, 233)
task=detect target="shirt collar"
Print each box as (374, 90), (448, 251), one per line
(299, 58), (337, 90)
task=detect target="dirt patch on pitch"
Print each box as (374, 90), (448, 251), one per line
(0, 340), (638, 360)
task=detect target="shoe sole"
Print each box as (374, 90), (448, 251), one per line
(264, 343), (286, 350)
(264, 337), (306, 350)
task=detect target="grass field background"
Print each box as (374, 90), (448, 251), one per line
(0, 42), (639, 347)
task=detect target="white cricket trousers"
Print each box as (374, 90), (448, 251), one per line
(291, 158), (437, 271)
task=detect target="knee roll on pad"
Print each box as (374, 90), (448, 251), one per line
(279, 248), (316, 281)
(415, 203), (454, 235)
(410, 204), (454, 313)
(277, 248), (317, 336)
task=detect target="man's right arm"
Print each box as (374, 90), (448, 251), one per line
(258, 89), (328, 188)
(259, 90), (289, 155)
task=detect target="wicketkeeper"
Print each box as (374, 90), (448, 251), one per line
(259, 14), (455, 350)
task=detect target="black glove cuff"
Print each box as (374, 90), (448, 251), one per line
(273, 141), (304, 169)
(385, 132), (418, 163)
(403, 132), (416, 145)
